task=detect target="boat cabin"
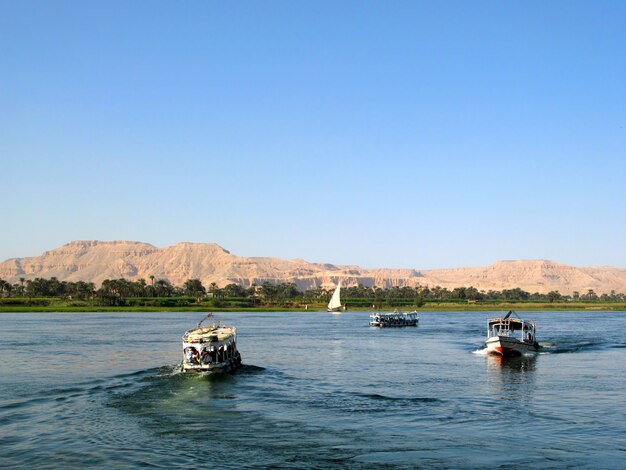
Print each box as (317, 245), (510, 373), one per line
(370, 309), (419, 327)
(182, 321), (240, 371)
(487, 312), (536, 344)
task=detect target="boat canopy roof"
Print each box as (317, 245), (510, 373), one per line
(488, 311), (534, 331)
(488, 318), (531, 331)
(184, 325), (236, 343)
(370, 310), (417, 318)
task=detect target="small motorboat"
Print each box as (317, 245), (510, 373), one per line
(181, 314), (242, 373)
(485, 311), (538, 356)
(369, 309), (419, 327)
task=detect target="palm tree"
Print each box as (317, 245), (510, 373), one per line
(18, 277), (25, 296)
(0, 279), (9, 297)
(209, 282), (220, 298)
(137, 278), (147, 296)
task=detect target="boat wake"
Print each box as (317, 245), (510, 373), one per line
(237, 364), (267, 374)
(474, 336), (616, 356)
(12, 362), (268, 410)
(360, 393), (442, 403)
(537, 338), (608, 354)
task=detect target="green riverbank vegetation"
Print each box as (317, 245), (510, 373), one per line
(0, 277), (625, 312)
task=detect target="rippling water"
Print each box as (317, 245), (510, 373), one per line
(1, 311), (625, 468)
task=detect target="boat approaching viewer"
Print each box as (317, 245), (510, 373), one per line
(485, 310), (538, 356)
(370, 309), (419, 327)
(181, 314), (242, 373)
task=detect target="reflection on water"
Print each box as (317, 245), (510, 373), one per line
(485, 354), (537, 403)
(486, 353), (537, 373)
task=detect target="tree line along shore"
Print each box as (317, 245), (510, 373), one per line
(0, 276), (624, 312)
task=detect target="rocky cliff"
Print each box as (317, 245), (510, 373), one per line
(1, 240), (625, 294)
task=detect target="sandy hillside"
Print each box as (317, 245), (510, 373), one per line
(1, 241), (625, 295)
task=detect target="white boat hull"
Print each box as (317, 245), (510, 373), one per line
(485, 336), (538, 356)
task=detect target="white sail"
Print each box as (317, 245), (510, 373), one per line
(327, 281), (342, 311)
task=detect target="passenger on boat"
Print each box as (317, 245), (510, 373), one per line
(185, 347), (199, 364)
(201, 349), (212, 364)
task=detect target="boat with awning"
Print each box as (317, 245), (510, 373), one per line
(485, 311), (538, 356)
(181, 314), (242, 373)
(369, 309), (419, 327)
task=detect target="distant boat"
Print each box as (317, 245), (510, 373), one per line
(369, 309), (419, 327)
(327, 281), (343, 313)
(485, 311), (538, 356)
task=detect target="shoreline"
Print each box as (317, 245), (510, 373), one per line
(1, 303), (624, 313)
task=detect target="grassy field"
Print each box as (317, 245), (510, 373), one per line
(0, 298), (624, 312)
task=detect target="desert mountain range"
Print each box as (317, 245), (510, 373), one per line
(1, 240), (625, 295)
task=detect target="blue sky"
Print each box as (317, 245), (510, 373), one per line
(1, 0), (625, 269)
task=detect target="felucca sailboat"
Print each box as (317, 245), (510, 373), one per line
(327, 281), (343, 313)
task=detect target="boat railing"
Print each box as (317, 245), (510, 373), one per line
(488, 319), (536, 338)
(184, 337), (237, 365)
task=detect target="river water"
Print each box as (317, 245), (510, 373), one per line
(0, 311), (625, 468)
